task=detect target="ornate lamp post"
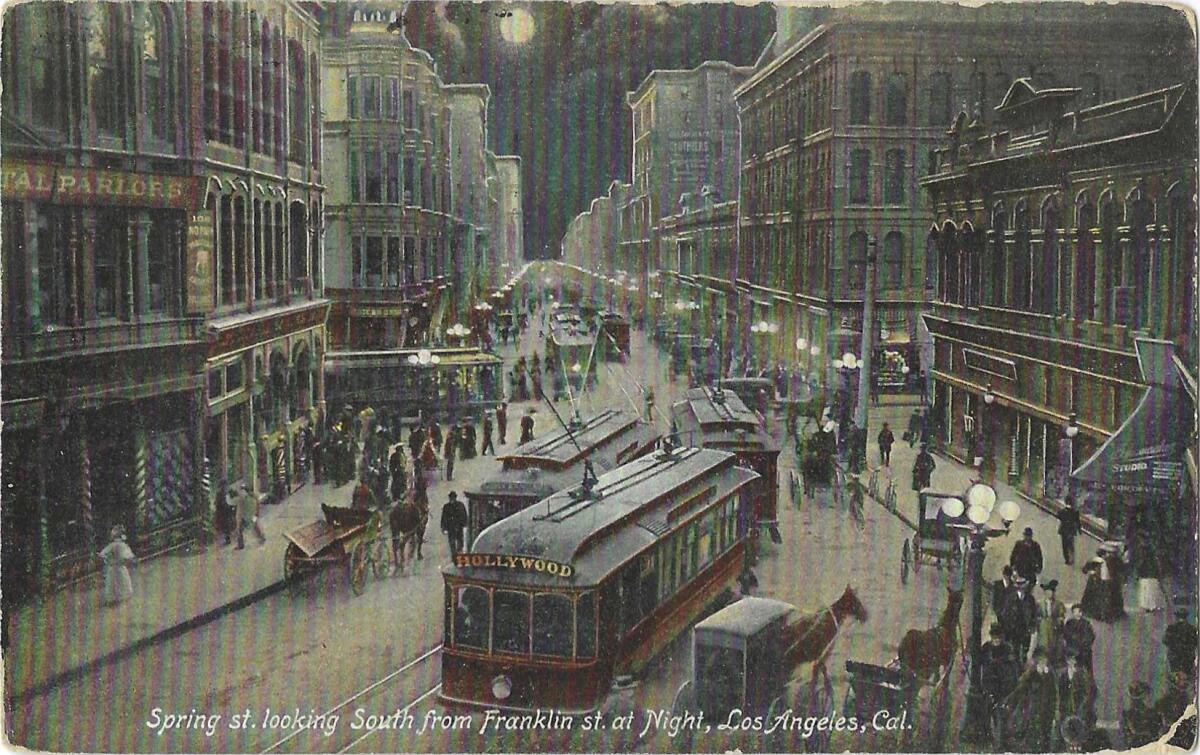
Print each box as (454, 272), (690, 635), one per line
(953, 485), (1021, 743)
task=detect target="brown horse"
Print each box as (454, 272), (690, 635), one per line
(782, 584), (870, 672)
(897, 587), (964, 682)
(389, 498), (428, 574)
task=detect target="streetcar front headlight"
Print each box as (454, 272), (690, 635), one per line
(492, 675), (513, 701)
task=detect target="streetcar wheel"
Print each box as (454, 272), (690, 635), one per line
(900, 539), (911, 585)
(350, 543), (368, 595)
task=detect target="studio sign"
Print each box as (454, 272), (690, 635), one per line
(454, 553), (574, 578)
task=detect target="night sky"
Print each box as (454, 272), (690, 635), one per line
(398, 2), (775, 260)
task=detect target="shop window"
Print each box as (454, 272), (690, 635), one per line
(849, 70), (871, 125)
(349, 150), (360, 202)
(147, 213), (174, 313)
(532, 593), (573, 658)
(365, 151), (382, 203)
(493, 590), (530, 655)
(94, 212), (124, 318)
(366, 236), (384, 287)
(885, 73), (907, 126)
(142, 5), (173, 142)
(386, 237), (401, 287)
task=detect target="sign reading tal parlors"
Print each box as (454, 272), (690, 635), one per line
(454, 553), (574, 578)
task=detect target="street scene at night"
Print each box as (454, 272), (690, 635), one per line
(1, 2), (1198, 753)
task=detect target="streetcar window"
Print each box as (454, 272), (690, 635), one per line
(454, 585), (489, 650)
(639, 554), (658, 618)
(532, 593), (573, 658)
(493, 590), (531, 655)
(619, 563), (642, 633)
(575, 592), (596, 659)
(697, 511), (714, 570)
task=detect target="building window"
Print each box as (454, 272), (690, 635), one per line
(349, 150), (360, 201)
(885, 73), (907, 126)
(259, 21), (273, 154)
(310, 53), (321, 167)
(884, 149), (905, 204)
(387, 77), (400, 120)
(846, 231), (868, 291)
(402, 90), (415, 128)
(347, 75), (359, 118)
(201, 6), (217, 139)
(24, 4), (62, 128)
(366, 236), (384, 287)
(36, 209), (69, 326)
(386, 151), (400, 204)
(217, 5), (232, 143)
(232, 11), (246, 149)
(1034, 202), (1061, 315)
(928, 71), (951, 127)
(403, 237), (416, 284)
(95, 212), (125, 318)
(404, 154), (415, 204)
(849, 149), (870, 205)
(1012, 202), (1031, 309)
(849, 70), (871, 125)
(142, 5), (173, 142)
(387, 237), (401, 286)
(288, 41), (306, 161)
(365, 151), (382, 202)
(990, 203), (1007, 307)
(363, 75), (380, 119)
(351, 235), (363, 286)
(1074, 203), (1096, 321)
(250, 16), (262, 151)
(883, 231), (904, 290)
(146, 212), (175, 313)
(219, 195), (234, 305)
(88, 5), (124, 136)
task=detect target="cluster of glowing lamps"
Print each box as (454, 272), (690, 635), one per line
(406, 349), (441, 366)
(750, 320), (779, 335)
(939, 483), (1022, 530)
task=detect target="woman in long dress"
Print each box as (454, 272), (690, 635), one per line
(1135, 536), (1167, 612)
(100, 526), (135, 606)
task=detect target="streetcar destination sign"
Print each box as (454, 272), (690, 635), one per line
(454, 553), (574, 577)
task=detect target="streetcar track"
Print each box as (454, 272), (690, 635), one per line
(258, 644), (442, 754)
(336, 683), (443, 754)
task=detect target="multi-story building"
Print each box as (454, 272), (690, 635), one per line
(493, 155), (524, 281)
(921, 80), (1196, 567)
(734, 2), (1194, 386)
(0, 0), (326, 601)
(619, 61), (751, 286)
(447, 84), (492, 310)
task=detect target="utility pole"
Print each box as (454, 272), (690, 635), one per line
(853, 236), (878, 471)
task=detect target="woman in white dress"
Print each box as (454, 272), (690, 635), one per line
(99, 525), (135, 605)
(1133, 534), (1166, 612)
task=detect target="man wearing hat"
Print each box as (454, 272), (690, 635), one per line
(1000, 575), (1038, 664)
(519, 408), (535, 444)
(234, 482), (266, 549)
(1010, 527), (1044, 585)
(1034, 579), (1066, 666)
(981, 622), (1020, 737)
(440, 492), (468, 557)
(1001, 648), (1059, 752)
(1164, 607), (1198, 678)
(1061, 603), (1096, 673)
(1057, 496), (1082, 566)
(1056, 650), (1097, 736)
(1121, 681), (1162, 748)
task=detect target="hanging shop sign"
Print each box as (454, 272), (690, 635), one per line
(1, 160), (203, 209)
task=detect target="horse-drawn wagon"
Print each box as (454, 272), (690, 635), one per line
(283, 504), (388, 595)
(899, 491), (967, 584)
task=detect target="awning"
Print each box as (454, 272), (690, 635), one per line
(325, 349), (502, 373)
(1071, 339), (1188, 494)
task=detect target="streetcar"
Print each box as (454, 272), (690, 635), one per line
(441, 445), (761, 713)
(670, 386), (782, 544)
(463, 408), (660, 544)
(547, 316), (598, 390)
(598, 311), (631, 361)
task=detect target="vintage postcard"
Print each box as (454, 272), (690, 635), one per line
(1, 1), (1197, 752)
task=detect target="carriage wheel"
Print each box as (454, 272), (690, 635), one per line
(805, 668), (835, 752)
(912, 537), (923, 573)
(284, 543), (307, 595)
(370, 538), (391, 579)
(349, 543), (369, 595)
(900, 539), (911, 585)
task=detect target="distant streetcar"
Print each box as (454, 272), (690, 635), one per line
(440, 445), (761, 713)
(670, 386), (782, 544)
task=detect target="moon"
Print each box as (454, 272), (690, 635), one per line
(498, 7), (535, 45)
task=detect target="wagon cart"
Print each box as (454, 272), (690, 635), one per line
(843, 659), (919, 743)
(283, 504), (387, 595)
(900, 491), (966, 584)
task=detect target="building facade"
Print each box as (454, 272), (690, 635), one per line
(493, 155), (524, 282)
(921, 80), (1196, 565)
(619, 61), (751, 286)
(733, 2), (1195, 387)
(0, 0), (327, 601)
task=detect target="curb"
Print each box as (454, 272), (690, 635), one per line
(8, 579), (287, 707)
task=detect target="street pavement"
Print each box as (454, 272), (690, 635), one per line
(5, 312), (1183, 752)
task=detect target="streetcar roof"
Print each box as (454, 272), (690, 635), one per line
(695, 597), (796, 639)
(449, 447), (759, 587)
(670, 388), (780, 452)
(495, 409), (655, 470)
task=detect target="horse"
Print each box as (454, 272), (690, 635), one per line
(897, 587), (964, 682)
(782, 584), (870, 672)
(389, 498), (428, 574)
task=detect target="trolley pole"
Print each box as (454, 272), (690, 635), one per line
(852, 237), (878, 472)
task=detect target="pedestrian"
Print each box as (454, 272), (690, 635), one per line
(912, 443), (936, 491)
(460, 422), (477, 460)
(1134, 531), (1167, 613)
(980, 623), (1020, 740)
(1033, 579), (1066, 666)
(1153, 671), (1195, 740)
(999, 649), (1058, 753)
(905, 410), (921, 448)
(1009, 527), (1044, 584)
(440, 491), (468, 557)
(1163, 607), (1198, 677)
(99, 525), (136, 606)
(1080, 542), (1125, 622)
(1056, 651), (1097, 735)
(496, 402), (508, 444)
(786, 401), (799, 442)
(443, 427), (457, 481)
(390, 460), (407, 503)
(235, 482), (267, 549)
(1121, 681), (1163, 748)
(420, 434), (438, 489)
(644, 387), (655, 422)
(531, 369), (543, 399)
(1057, 496), (1081, 566)
(429, 420), (443, 452)
(992, 565), (1015, 615)
(409, 423), (425, 463)
(481, 414), (495, 456)
(1061, 603), (1096, 672)
(519, 409), (535, 444)
(918, 370), (928, 405)
(877, 422), (895, 466)
(311, 431), (323, 485)
(1000, 576), (1037, 664)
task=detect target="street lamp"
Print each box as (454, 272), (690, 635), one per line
(953, 484), (1021, 743)
(406, 348), (442, 367)
(984, 383), (995, 405)
(1065, 411), (1079, 438)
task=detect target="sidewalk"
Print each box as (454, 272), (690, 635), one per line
(5, 478), (353, 702)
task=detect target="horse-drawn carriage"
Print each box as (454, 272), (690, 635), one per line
(899, 491), (967, 584)
(283, 504), (388, 595)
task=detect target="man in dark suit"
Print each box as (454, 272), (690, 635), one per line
(1057, 497), (1082, 566)
(1010, 527), (1045, 584)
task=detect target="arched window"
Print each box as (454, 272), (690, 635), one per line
(1012, 202), (1031, 309)
(924, 230), (938, 292)
(142, 5), (173, 142)
(941, 226), (959, 305)
(885, 73), (907, 126)
(233, 195), (247, 304)
(14, 4), (63, 128)
(928, 72), (952, 127)
(849, 149), (870, 205)
(1128, 191), (1152, 329)
(885, 149), (906, 204)
(846, 231), (868, 291)
(1074, 203), (1097, 321)
(88, 4), (124, 136)
(1033, 200), (1060, 314)
(1099, 196), (1119, 324)
(849, 71), (871, 125)
(990, 203), (1007, 306)
(883, 232), (904, 290)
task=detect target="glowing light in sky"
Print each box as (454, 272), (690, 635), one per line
(498, 7), (536, 45)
